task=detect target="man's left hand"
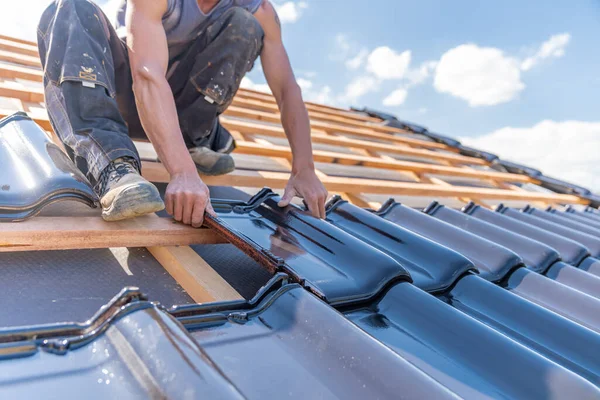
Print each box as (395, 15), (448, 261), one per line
(278, 168), (328, 218)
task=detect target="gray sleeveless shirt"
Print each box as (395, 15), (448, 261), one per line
(115, 0), (263, 60)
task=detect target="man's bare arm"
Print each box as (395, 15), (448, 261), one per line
(126, 0), (213, 227)
(254, 0), (328, 218)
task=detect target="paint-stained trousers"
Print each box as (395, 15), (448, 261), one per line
(37, 0), (264, 186)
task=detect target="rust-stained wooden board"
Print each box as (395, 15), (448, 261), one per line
(0, 215), (226, 252)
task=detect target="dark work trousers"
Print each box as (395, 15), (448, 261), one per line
(37, 0), (264, 187)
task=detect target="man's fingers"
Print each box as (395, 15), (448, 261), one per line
(191, 198), (207, 228)
(182, 193), (195, 225)
(318, 192), (326, 219)
(304, 193), (320, 218)
(165, 193), (174, 216)
(206, 200), (216, 217)
(173, 194), (184, 222)
(278, 188), (296, 208)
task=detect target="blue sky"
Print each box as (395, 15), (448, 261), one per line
(4, 0), (600, 190)
(245, 0), (600, 138)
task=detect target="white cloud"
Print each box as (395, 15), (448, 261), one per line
(296, 78), (313, 90)
(346, 48), (369, 70)
(434, 44), (525, 107)
(382, 88), (408, 106)
(462, 120), (600, 192)
(0, 0), (52, 41)
(305, 85), (334, 105)
(339, 75), (379, 104)
(334, 34), (352, 53)
(295, 77), (336, 104)
(406, 61), (438, 86)
(0, 0), (126, 42)
(240, 77), (272, 94)
(273, 1), (308, 24)
(367, 47), (412, 80)
(299, 70), (317, 79)
(521, 33), (571, 71)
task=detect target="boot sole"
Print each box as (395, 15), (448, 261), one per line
(102, 184), (165, 222)
(195, 158), (235, 176)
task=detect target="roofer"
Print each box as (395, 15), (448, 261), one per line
(36, 0), (327, 226)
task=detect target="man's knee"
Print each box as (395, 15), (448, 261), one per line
(217, 7), (264, 42)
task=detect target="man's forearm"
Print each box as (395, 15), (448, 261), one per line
(279, 84), (315, 172)
(132, 74), (197, 176)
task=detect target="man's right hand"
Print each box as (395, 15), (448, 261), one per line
(165, 171), (215, 228)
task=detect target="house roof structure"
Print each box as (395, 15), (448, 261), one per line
(1, 34), (600, 398)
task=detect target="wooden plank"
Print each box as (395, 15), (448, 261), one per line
(0, 49), (41, 68)
(233, 96), (412, 136)
(142, 161), (588, 204)
(225, 104), (444, 149)
(237, 88), (382, 123)
(226, 102), (447, 149)
(233, 140), (531, 183)
(0, 215), (226, 252)
(0, 82), (43, 103)
(220, 116), (449, 151)
(0, 107), (479, 171)
(0, 34), (37, 47)
(0, 38), (39, 57)
(323, 134), (485, 165)
(148, 246), (243, 303)
(0, 63), (43, 82)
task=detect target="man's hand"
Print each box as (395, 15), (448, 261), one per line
(278, 168), (328, 218)
(165, 172), (215, 227)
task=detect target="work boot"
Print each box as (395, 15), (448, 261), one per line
(96, 158), (165, 221)
(189, 147), (235, 175)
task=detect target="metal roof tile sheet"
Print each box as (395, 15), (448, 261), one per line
(551, 208), (600, 230)
(465, 203), (589, 267)
(375, 199), (523, 282)
(189, 284), (460, 400)
(209, 189), (411, 305)
(0, 112), (97, 221)
(524, 205), (600, 238)
(346, 282), (600, 399)
(497, 205), (600, 258)
(325, 197), (474, 293)
(447, 274), (600, 385)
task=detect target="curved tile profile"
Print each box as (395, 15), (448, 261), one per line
(579, 256), (600, 277)
(447, 274), (600, 385)
(190, 285), (461, 400)
(346, 282), (600, 399)
(566, 206), (600, 224)
(325, 197), (474, 293)
(497, 205), (600, 257)
(375, 199), (522, 282)
(426, 203), (600, 329)
(0, 301), (246, 398)
(552, 208), (600, 230)
(544, 261), (600, 300)
(524, 206), (600, 238)
(210, 189), (411, 305)
(0, 112), (97, 221)
(464, 203), (589, 267)
(367, 200), (600, 381)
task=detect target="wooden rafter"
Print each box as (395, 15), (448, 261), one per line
(0, 34), (589, 211)
(142, 161), (587, 204)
